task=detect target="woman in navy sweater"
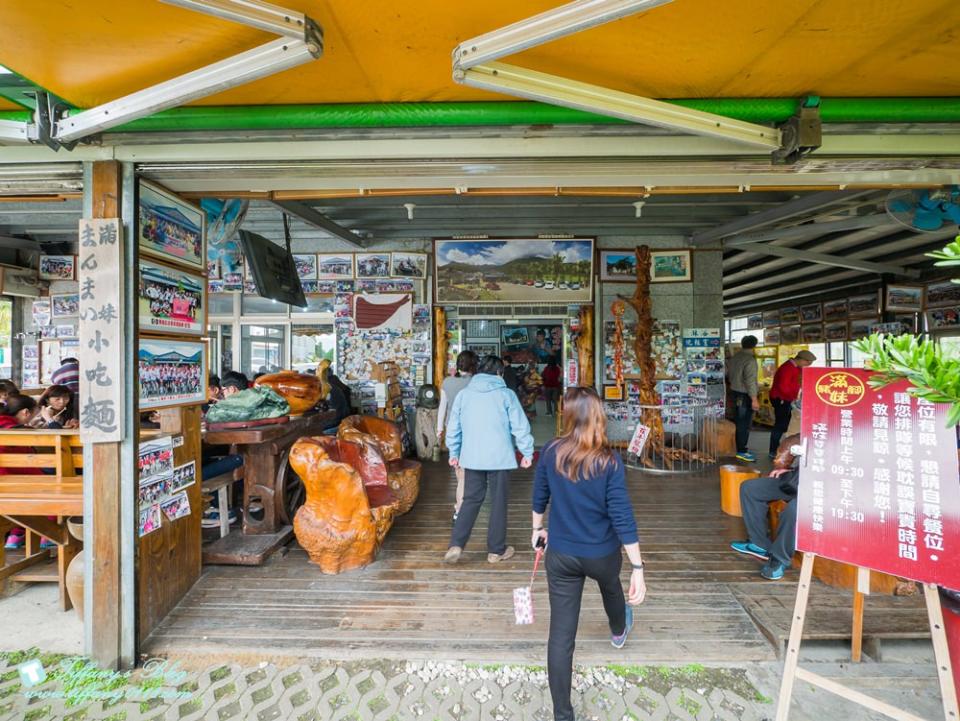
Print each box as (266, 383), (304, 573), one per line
(532, 386), (646, 721)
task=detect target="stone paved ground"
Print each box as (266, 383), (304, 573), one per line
(0, 650), (772, 721)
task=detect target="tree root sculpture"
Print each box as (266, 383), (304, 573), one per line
(620, 246), (716, 470)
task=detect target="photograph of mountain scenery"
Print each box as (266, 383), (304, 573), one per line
(434, 239), (594, 303)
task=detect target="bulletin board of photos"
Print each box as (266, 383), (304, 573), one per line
(206, 251), (429, 295)
(24, 258), (82, 387)
(134, 179), (209, 537)
(747, 281), (960, 345)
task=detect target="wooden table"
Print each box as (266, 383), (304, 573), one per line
(202, 411), (334, 565)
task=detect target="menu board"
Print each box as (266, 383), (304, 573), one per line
(797, 368), (960, 588)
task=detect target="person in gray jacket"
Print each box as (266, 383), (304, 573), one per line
(437, 350), (477, 520)
(727, 335), (760, 463)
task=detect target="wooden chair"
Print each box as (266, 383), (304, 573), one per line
(0, 430), (83, 611)
(337, 415), (421, 514)
(290, 436), (399, 574)
(201, 465), (243, 539)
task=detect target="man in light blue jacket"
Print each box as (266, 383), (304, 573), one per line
(445, 355), (535, 564)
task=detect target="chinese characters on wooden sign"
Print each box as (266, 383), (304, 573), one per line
(798, 368), (960, 588)
(77, 218), (123, 443)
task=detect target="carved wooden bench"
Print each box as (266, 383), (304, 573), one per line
(0, 430), (83, 611)
(337, 415), (421, 514)
(290, 436), (399, 574)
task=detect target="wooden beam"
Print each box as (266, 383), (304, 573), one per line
(89, 160), (124, 668)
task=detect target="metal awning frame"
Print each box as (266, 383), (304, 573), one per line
(0, 0), (323, 149)
(452, 0), (784, 152)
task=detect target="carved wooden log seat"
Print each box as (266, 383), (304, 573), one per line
(290, 436), (399, 574)
(337, 415), (421, 514)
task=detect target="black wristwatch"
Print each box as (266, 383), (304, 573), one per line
(631, 562), (644, 570)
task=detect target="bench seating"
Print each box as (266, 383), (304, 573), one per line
(337, 415), (421, 514)
(0, 430), (83, 611)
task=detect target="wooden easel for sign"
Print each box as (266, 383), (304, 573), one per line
(776, 553), (959, 721)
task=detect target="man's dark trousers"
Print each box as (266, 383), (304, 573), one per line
(732, 391), (754, 453)
(739, 471), (798, 566)
(768, 398), (793, 456)
(450, 469), (509, 554)
(545, 550), (626, 721)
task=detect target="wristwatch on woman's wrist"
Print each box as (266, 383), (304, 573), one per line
(631, 562), (644, 570)
(533, 526), (544, 531)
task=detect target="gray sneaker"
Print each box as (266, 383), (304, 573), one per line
(487, 546), (515, 563)
(444, 546), (462, 564)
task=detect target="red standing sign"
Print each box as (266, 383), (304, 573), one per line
(798, 367), (960, 588)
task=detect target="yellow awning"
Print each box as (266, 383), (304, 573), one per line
(0, 0), (957, 108)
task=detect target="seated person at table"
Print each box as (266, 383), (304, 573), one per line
(34, 385), (79, 429)
(1, 394), (43, 550)
(729, 453), (800, 581)
(220, 371), (249, 398)
(51, 357), (80, 393)
(0, 379), (18, 409)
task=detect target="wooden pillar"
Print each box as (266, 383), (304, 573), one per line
(86, 160), (135, 668)
(433, 306), (447, 387)
(576, 305), (594, 388)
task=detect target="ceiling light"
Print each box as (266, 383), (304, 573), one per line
(633, 201), (646, 218)
(403, 203), (416, 221)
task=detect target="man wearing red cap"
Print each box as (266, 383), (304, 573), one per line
(768, 349), (816, 458)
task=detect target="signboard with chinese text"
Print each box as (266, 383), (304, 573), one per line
(78, 218), (123, 443)
(797, 367), (960, 588)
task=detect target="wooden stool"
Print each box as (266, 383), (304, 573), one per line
(719, 464), (760, 516)
(202, 469), (238, 539)
(716, 419), (737, 456)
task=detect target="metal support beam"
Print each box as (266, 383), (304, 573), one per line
(725, 214), (894, 246)
(453, 0), (673, 67)
(689, 189), (877, 246)
(160, 0), (311, 38)
(736, 242), (921, 278)
(458, 63), (781, 150)
(271, 200), (367, 248)
(0, 118), (30, 145)
(452, 0), (783, 151)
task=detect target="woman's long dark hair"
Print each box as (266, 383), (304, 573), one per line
(455, 350), (478, 377)
(1, 393), (37, 418)
(553, 386), (614, 481)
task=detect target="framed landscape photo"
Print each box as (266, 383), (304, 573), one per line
(137, 179), (205, 271)
(138, 338), (207, 410)
(891, 314), (917, 334)
(39, 255), (76, 281)
(762, 310), (780, 328)
(138, 259), (205, 336)
(824, 322), (849, 342)
(780, 324), (801, 345)
(0, 265), (41, 297)
(435, 238), (594, 303)
(848, 291), (881, 318)
(650, 249), (692, 283)
(780, 306), (801, 325)
(822, 299), (848, 323)
(293, 254), (318, 280)
(390, 252), (428, 279)
(599, 250), (638, 282)
(849, 317), (880, 340)
(764, 327), (781, 345)
(747, 313), (763, 330)
(885, 284), (923, 312)
(355, 252), (391, 279)
(925, 279), (960, 309)
(799, 303), (822, 323)
(801, 324), (824, 343)
(316, 254), (354, 279)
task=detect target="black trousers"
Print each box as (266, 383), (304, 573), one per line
(740, 472), (798, 566)
(449, 469), (509, 554)
(732, 391), (754, 453)
(769, 398), (793, 456)
(546, 550), (626, 721)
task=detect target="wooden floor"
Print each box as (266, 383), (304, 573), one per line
(143, 460), (925, 664)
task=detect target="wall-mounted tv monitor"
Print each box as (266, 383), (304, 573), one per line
(238, 230), (307, 308)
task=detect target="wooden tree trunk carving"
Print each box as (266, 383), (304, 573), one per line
(620, 246), (714, 469)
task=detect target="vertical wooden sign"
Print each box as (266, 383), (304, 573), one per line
(78, 217), (124, 443)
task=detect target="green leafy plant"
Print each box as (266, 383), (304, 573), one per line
(854, 232), (960, 427)
(855, 334), (960, 428)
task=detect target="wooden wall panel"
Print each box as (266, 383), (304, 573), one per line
(137, 406), (203, 640)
